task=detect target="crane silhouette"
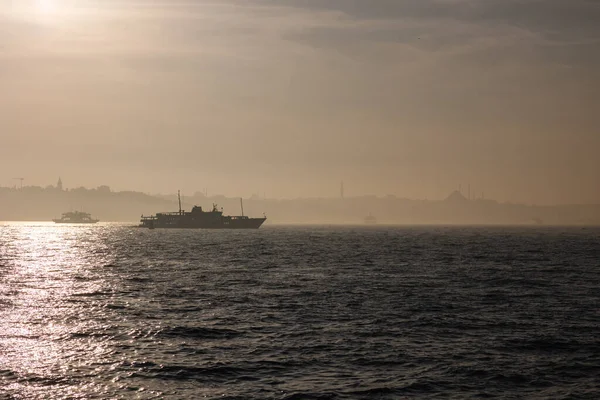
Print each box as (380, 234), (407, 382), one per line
(13, 177), (24, 189)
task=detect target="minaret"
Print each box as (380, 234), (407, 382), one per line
(57, 177), (63, 191)
(178, 190), (182, 214)
(340, 181), (344, 199)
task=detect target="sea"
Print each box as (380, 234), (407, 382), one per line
(1, 223), (599, 399)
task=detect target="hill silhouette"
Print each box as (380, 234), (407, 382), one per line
(1, 184), (599, 225)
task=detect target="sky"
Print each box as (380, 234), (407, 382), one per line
(1, 0), (599, 204)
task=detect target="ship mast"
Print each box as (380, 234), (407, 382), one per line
(178, 190), (182, 214)
(240, 198), (244, 217)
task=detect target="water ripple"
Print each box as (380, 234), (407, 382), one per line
(1, 224), (599, 399)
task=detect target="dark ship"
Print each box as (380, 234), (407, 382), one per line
(140, 192), (266, 229)
(53, 211), (99, 224)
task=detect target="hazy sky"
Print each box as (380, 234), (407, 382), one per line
(1, 0), (599, 204)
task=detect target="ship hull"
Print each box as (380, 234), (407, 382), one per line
(141, 217), (266, 229)
(53, 220), (99, 224)
(223, 218), (266, 229)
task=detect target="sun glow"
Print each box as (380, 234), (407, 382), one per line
(36, 0), (58, 14)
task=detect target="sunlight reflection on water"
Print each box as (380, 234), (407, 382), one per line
(1, 224), (120, 398)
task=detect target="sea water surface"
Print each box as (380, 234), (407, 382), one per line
(1, 223), (599, 399)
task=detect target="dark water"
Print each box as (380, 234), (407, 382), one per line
(1, 223), (599, 399)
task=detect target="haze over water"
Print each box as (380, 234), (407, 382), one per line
(1, 223), (599, 399)
(1, 0), (600, 204)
